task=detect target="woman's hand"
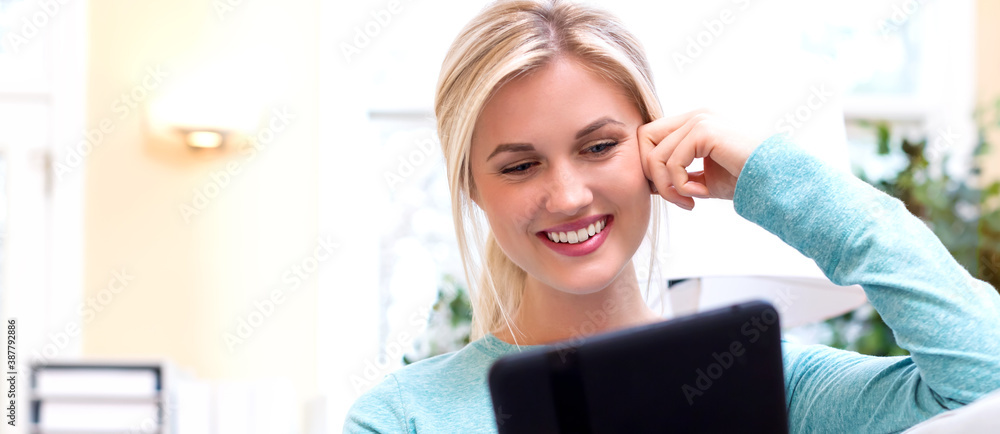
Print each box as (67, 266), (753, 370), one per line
(638, 110), (761, 210)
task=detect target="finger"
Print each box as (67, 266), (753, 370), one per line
(646, 148), (674, 202)
(638, 109), (710, 191)
(654, 171), (707, 203)
(665, 117), (722, 198)
(649, 113), (707, 197)
(646, 116), (702, 202)
(637, 108), (710, 149)
(647, 157), (694, 209)
(684, 171), (711, 198)
(658, 185), (695, 210)
(638, 132), (654, 181)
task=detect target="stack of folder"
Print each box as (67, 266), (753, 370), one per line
(30, 361), (169, 433)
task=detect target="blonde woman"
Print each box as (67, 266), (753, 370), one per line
(345, 0), (1000, 432)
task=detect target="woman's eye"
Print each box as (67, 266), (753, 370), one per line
(586, 141), (619, 155)
(500, 162), (536, 175)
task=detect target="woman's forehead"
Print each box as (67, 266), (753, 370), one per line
(472, 58), (641, 153)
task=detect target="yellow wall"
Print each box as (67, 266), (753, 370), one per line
(977, 0), (1000, 185)
(84, 0), (320, 425)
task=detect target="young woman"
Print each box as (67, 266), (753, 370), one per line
(345, 1), (1000, 432)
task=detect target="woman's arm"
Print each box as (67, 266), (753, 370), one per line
(733, 134), (1000, 432)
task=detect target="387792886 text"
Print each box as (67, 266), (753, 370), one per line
(7, 318), (16, 427)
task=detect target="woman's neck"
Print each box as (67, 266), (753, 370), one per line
(491, 261), (664, 346)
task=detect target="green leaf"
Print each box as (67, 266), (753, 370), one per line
(877, 122), (891, 155)
(985, 182), (1000, 198)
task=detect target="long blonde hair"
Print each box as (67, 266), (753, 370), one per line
(435, 0), (665, 342)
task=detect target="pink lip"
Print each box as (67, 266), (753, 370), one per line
(538, 214), (609, 234)
(536, 215), (613, 257)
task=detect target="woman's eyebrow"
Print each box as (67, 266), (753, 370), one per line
(575, 117), (624, 139)
(486, 143), (534, 161)
(485, 117), (625, 162)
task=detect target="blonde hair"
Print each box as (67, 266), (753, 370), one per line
(435, 0), (665, 342)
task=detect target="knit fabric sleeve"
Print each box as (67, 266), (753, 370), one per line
(733, 134), (1000, 433)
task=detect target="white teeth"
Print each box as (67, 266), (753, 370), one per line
(545, 217), (607, 244)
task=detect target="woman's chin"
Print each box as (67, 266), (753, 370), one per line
(544, 272), (621, 296)
(529, 253), (639, 295)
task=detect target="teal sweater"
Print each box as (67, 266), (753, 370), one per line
(344, 135), (1000, 433)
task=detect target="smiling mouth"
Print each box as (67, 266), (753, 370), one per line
(542, 216), (608, 244)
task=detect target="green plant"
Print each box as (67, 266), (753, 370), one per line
(827, 100), (1000, 356)
(403, 274), (473, 364)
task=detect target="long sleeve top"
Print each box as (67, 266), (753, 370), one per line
(344, 134), (1000, 433)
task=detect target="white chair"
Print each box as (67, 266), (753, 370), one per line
(903, 388), (1000, 433)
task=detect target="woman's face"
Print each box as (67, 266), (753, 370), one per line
(470, 56), (651, 295)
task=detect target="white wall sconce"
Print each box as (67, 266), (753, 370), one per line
(181, 129), (226, 149)
(142, 56), (275, 159)
(145, 97), (262, 158)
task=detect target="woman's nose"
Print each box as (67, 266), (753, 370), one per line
(544, 163), (593, 215)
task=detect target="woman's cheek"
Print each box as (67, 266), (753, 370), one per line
(607, 151), (647, 191)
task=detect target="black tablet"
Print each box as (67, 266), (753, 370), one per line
(487, 300), (788, 433)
